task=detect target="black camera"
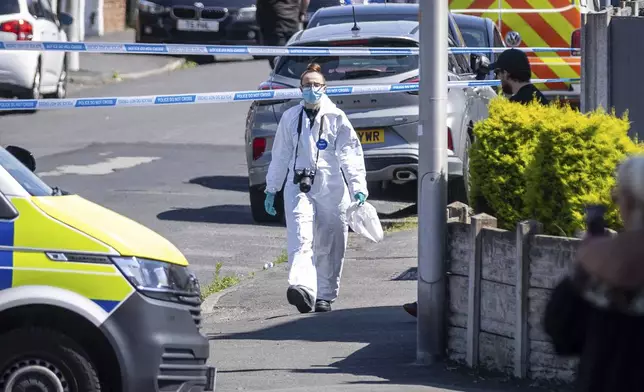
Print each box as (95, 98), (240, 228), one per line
(293, 168), (316, 193)
(585, 204), (608, 237)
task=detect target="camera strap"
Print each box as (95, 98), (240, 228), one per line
(292, 108), (326, 175)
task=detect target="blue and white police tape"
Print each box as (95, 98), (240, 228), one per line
(0, 78), (580, 112)
(0, 41), (577, 56)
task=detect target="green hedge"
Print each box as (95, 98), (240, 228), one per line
(469, 97), (644, 236)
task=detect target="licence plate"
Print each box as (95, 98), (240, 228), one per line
(357, 129), (384, 145)
(177, 19), (219, 32)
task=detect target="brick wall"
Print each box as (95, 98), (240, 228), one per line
(103, 0), (126, 33)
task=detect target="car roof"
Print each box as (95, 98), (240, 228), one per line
(292, 20), (419, 45)
(312, 3), (419, 16)
(452, 13), (489, 29)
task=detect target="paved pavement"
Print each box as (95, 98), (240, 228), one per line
(69, 29), (185, 89)
(69, 29), (256, 89)
(203, 229), (560, 392)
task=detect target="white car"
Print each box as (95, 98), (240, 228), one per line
(0, 0), (73, 100)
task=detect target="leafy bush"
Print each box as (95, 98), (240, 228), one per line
(469, 98), (547, 227)
(470, 97), (644, 235)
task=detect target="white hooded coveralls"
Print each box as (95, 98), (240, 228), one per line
(265, 95), (368, 302)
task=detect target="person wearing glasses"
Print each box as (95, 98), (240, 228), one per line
(263, 63), (369, 314)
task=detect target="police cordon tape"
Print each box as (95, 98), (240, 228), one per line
(0, 41), (577, 56)
(0, 78), (579, 112)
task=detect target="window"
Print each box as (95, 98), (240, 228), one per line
(0, 149), (53, 197)
(311, 13), (418, 28)
(38, 0), (56, 21)
(459, 27), (488, 48)
(0, 1), (20, 15)
(448, 37), (472, 74)
(307, 0), (343, 12)
(26, 0), (44, 17)
(448, 54), (459, 74)
(275, 39), (419, 82)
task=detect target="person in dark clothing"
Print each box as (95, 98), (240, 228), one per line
(543, 154), (644, 392)
(401, 50), (549, 320)
(256, 0), (310, 69)
(491, 48), (549, 105)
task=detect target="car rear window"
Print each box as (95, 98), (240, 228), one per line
(308, 0), (343, 12)
(310, 13), (418, 28)
(0, 1), (20, 14)
(275, 39), (418, 82)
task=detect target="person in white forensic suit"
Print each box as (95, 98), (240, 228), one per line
(263, 62), (368, 313)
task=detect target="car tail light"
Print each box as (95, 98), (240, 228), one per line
(0, 20), (33, 41)
(258, 81), (293, 90)
(447, 127), (454, 151)
(252, 137), (266, 160)
(571, 29), (581, 56)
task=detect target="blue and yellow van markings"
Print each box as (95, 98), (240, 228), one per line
(0, 221), (14, 290)
(92, 299), (121, 313)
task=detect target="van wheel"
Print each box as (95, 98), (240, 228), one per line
(0, 328), (101, 392)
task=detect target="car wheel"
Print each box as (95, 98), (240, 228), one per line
(448, 135), (471, 204)
(18, 62), (42, 113)
(249, 186), (285, 225)
(0, 328), (101, 392)
(45, 57), (67, 99)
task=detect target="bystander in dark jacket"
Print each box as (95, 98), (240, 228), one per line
(256, 0), (309, 68)
(543, 155), (644, 392)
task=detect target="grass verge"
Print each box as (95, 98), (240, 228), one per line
(383, 217), (419, 233)
(200, 251), (289, 300)
(274, 250), (288, 265)
(200, 262), (241, 301)
(181, 60), (198, 69)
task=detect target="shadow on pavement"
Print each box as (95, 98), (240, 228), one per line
(188, 175), (249, 192)
(208, 306), (556, 391)
(157, 204), (254, 225)
(157, 204), (284, 227)
(0, 110), (36, 117)
(369, 181), (417, 203)
(377, 204), (417, 220)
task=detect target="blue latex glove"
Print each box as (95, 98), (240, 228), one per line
(264, 192), (277, 216)
(354, 192), (367, 206)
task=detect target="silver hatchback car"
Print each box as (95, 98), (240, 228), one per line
(245, 20), (495, 223)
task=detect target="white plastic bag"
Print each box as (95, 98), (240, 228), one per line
(346, 201), (384, 243)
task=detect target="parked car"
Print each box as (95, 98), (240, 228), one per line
(0, 0), (73, 100)
(245, 20), (495, 223)
(306, 4), (468, 48)
(452, 13), (505, 77)
(135, 0), (259, 45)
(303, 0), (343, 28)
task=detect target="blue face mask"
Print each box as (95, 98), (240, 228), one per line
(302, 86), (325, 104)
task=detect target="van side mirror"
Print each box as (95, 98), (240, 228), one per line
(6, 145), (36, 172)
(471, 53), (491, 80)
(58, 12), (74, 27)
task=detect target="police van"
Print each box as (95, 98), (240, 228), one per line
(0, 145), (215, 391)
